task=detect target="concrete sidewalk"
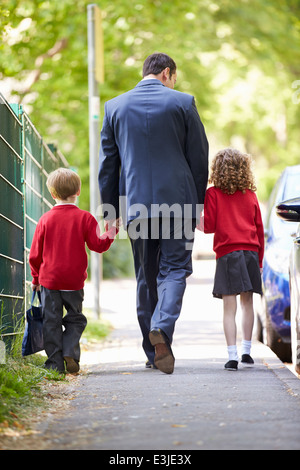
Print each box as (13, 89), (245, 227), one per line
(2, 256), (300, 451)
(74, 259), (300, 451)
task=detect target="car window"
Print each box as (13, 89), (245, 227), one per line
(283, 173), (300, 200)
(265, 169), (300, 240)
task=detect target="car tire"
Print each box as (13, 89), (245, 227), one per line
(266, 312), (292, 363)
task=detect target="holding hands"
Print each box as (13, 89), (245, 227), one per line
(105, 217), (122, 231)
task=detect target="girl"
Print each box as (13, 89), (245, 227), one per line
(202, 148), (264, 370)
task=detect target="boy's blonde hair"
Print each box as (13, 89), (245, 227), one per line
(46, 168), (81, 200)
(209, 148), (257, 194)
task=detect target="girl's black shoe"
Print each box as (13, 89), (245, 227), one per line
(241, 354), (254, 366)
(224, 360), (238, 371)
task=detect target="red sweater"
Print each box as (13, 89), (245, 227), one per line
(204, 187), (264, 267)
(29, 205), (118, 290)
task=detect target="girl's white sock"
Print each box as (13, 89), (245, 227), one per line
(227, 345), (238, 361)
(241, 340), (252, 356)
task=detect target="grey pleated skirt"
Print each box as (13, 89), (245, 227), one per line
(212, 250), (262, 299)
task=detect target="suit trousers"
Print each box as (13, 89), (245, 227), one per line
(41, 287), (87, 372)
(129, 217), (195, 365)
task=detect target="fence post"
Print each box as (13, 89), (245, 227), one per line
(87, 4), (103, 319)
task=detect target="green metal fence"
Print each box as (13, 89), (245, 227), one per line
(0, 94), (24, 344)
(0, 93), (68, 346)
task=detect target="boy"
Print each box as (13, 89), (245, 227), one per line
(29, 168), (119, 373)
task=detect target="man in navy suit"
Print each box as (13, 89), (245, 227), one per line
(99, 53), (208, 374)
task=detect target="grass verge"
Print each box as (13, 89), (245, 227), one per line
(0, 310), (112, 433)
(0, 353), (64, 430)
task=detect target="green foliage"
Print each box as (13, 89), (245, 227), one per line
(1, 2), (299, 183)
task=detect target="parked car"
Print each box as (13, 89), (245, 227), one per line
(276, 198), (300, 374)
(256, 165), (300, 362)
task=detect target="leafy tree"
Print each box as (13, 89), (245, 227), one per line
(2, 0), (299, 202)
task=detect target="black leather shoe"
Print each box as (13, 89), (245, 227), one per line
(149, 329), (175, 374)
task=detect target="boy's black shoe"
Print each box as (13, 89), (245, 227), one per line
(145, 360), (157, 369)
(224, 360), (238, 371)
(241, 354), (254, 367)
(64, 356), (80, 374)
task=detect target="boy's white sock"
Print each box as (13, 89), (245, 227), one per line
(227, 345), (238, 361)
(241, 340), (252, 356)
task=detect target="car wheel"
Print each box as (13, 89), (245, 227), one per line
(266, 312), (292, 363)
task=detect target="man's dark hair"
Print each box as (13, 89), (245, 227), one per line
(142, 53), (177, 78)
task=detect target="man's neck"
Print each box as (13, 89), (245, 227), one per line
(143, 74), (158, 79)
(142, 74), (162, 83)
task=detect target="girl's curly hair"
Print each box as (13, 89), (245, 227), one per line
(209, 148), (257, 194)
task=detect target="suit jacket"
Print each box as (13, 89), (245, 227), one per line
(98, 79), (209, 226)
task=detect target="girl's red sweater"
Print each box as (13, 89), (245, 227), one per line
(29, 204), (117, 290)
(204, 186), (264, 267)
